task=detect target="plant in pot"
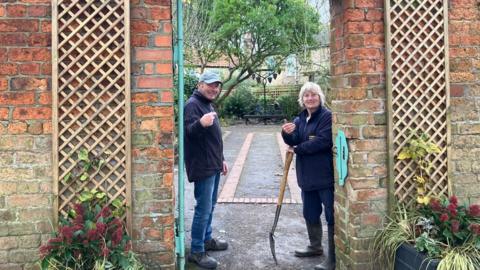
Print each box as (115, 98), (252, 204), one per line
(415, 196), (480, 269)
(372, 132), (480, 269)
(372, 204), (419, 269)
(373, 198), (480, 270)
(39, 149), (144, 270)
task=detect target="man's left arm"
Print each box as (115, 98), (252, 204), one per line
(184, 104), (207, 138)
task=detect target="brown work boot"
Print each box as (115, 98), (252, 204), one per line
(294, 222), (323, 257)
(188, 252), (218, 269)
(204, 238), (228, 251)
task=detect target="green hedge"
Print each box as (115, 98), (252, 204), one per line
(221, 84), (258, 118)
(276, 94), (301, 121)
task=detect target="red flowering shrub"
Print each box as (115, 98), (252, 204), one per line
(418, 195), (480, 249)
(39, 189), (143, 270)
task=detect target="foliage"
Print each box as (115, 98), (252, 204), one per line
(416, 196), (480, 253)
(437, 245), (480, 270)
(315, 65), (331, 107)
(377, 130), (479, 268)
(218, 116), (236, 127)
(415, 231), (442, 257)
(373, 197), (480, 269)
(276, 94), (301, 121)
(39, 189), (142, 270)
(178, 70), (199, 98)
(221, 84), (257, 118)
(180, 0), (320, 105)
(181, 0), (220, 71)
(397, 131), (441, 205)
(173, 70), (199, 124)
(255, 94), (276, 113)
(372, 204), (418, 269)
(62, 148), (105, 184)
(39, 149), (144, 270)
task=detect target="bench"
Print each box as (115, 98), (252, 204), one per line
(244, 114), (286, 125)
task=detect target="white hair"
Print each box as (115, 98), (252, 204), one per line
(298, 82), (325, 108)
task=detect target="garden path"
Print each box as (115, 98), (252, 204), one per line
(180, 124), (330, 270)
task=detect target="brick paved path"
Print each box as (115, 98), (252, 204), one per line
(218, 126), (301, 204)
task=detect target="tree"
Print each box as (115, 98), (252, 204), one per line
(213, 0), (320, 104)
(182, 0), (220, 72)
(181, 0), (320, 105)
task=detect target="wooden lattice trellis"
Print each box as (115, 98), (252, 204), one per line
(52, 0), (131, 229)
(385, 0), (450, 206)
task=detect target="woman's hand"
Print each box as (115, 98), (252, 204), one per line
(282, 122), (296, 134)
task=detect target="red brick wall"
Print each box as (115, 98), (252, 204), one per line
(130, 0), (175, 269)
(0, 1), (53, 269)
(1, 0), (476, 269)
(0, 1), (175, 269)
(330, 0), (387, 269)
(331, 0), (480, 269)
(449, 0), (480, 204)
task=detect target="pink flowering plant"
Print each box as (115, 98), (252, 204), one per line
(39, 149), (143, 269)
(39, 188), (143, 270)
(373, 195), (480, 269)
(414, 196), (480, 269)
(415, 196), (480, 256)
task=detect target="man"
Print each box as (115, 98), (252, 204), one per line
(184, 70), (229, 269)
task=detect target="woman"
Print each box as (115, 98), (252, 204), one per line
(281, 82), (335, 270)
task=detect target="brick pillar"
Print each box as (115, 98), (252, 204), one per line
(0, 1), (53, 269)
(330, 0), (387, 269)
(130, 0), (176, 269)
(0, 1), (176, 269)
(449, 0), (480, 204)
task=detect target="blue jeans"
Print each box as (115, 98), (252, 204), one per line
(191, 172), (220, 253)
(301, 188), (335, 226)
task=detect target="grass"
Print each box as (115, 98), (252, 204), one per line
(371, 204), (418, 269)
(437, 244), (480, 270)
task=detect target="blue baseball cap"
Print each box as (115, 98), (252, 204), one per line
(199, 70), (222, 84)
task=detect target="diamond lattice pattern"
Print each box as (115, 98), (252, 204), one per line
(54, 0), (130, 223)
(389, 0), (449, 205)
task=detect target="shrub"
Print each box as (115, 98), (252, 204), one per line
(174, 69), (199, 100)
(276, 94), (301, 121)
(39, 149), (144, 270)
(221, 85), (257, 118)
(39, 188), (144, 270)
(255, 94), (275, 113)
